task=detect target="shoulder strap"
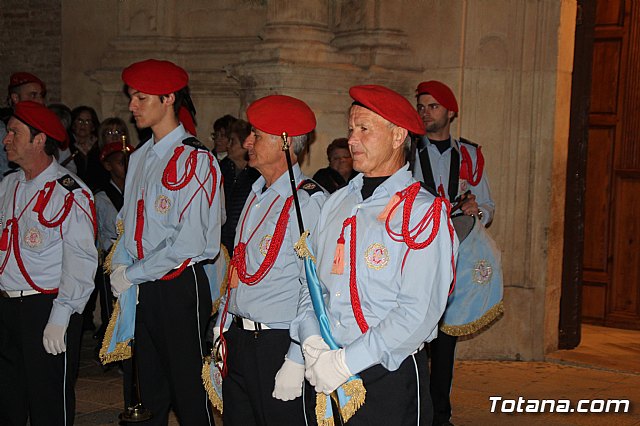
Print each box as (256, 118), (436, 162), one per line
(459, 137), (479, 148)
(299, 179), (324, 196)
(182, 136), (209, 152)
(57, 174), (81, 192)
(102, 183), (124, 211)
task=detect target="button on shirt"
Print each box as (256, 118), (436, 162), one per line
(111, 124), (223, 284)
(221, 164), (326, 362)
(413, 137), (495, 225)
(291, 164), (456, 374)
(0, 160), (98, 327)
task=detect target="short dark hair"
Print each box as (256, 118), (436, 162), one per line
(326, 137), (349, 162)
(161, 86), (196, 123)
(213, 114), (237, 134)
(24, 122), (58, 156)
(229, 119), (251, 143)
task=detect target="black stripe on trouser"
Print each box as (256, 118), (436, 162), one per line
(304, 347), (431, 426)
(428, 332), (458, 425)
(134, 263), (214, 426)
(0, 294), (82, 426)
(222, 322), (306, 426)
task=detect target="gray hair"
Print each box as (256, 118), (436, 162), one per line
(290, 133), (308, 155)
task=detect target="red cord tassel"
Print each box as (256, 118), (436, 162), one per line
(377, 193), (400, 222)
(331, 235), (345, 275)
(0, 228), (8, 251)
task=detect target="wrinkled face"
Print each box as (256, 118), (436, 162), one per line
(347, 105), (396, 177)
(243, 127), (281, 174)
(72, 110), (94, 138)
(329, 147), (353, 176)
(227, 131), (247, 162)
(127, 88), (168, 130)
(11, 82), (45, 105)
(3, 117), (41, 166)
(212, 128), (229, 153)
(416, 94), (453, 135)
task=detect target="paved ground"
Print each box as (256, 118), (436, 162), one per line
(74, 324), (640, 425)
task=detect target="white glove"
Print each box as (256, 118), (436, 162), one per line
(272, 357), (305, 401)
(43, 323), (67, 355)
(302, 335), (330, 368)
(305, 348), (351, 395)
(110, 265), (132, 297)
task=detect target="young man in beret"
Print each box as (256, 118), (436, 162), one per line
(291, 85), (456, 425)
(413, 80), (495, 426)
(109, 59), (221, 425)
(215, 95), (326, 425)
(0, 101), (98, 425)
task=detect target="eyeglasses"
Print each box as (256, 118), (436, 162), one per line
(210, 132), (228, 142)
(75, 119), (92, 125)
(416, 103), (442, 113)
(105, 129), (123, 136)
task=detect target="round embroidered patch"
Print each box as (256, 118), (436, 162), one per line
(259, 234), (272, 256)
(24, 228), (43, 248)
(155, 195), (172, 214)
(364, 243), (389, 270)
(472, 260), (493, 285)
(303, 182), (316, 190)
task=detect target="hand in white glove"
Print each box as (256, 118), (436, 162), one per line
(302, 335), (330, 368)
(110, 265), (132, 297)
(43, 323), (67, 355)
(305, 348), (351, 395)
(272, 357), (305, 401)
(212, 324), (228, 362)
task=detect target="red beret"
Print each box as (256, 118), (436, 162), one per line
(415, 81), (458, 113)
(246, 95), (316, 137)
(100, 141), (134, 162)
(122, 59), (188, 95)
(13, 101), (69, 150)
(8, 72), (46, 95)
(349, 85), (425, 135)
(178, 106), (197, 136)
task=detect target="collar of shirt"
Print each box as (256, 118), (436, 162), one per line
(148, 123), (187, 160)
(251, 163), (303, 199)
(419, 135), (458, 153)
(16, 158), (59, 186)
(347, 163), (413, 201)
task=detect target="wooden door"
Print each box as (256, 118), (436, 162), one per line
(582, 0), (640, 329)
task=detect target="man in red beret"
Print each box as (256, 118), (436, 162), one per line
(108, 59), (221, 425)
(214, 94), (326, 425)
(0, 101), (98, 425)
(291, 85), (456, 425)
(414, 80), (496, 426)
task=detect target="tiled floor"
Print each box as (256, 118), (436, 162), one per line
(74, 324), (640, 425)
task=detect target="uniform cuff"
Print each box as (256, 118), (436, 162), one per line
(344, 337), (378, 375)
(286, 341), (305, 364)
(48, 302), (72, 328)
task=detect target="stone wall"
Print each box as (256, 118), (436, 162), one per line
(4, 0), (577, 360)
(0, 0), (62, 102)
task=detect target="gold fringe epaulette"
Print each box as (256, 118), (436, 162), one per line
(294, 230), (316, 263)
(201, 357), (224, 414)
(440, 300), (504, 336)
(103, 219), (124, 275)
(98, 301), (132, 364)
(212, 245), (230, 315)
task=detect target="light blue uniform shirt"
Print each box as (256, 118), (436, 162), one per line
(413, 136), (495, 225)
(291, 164), (456, 374)
(0, 122), (9, 180)
(94, 181), (120, 253)
(219, 164), (326, 363)
(111, 124), (223, 284)
(0, 160), (98, 327)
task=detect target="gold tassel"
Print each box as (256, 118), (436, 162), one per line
(338, 379), (367, 423)
(316, 393), (334, 426)
(377, 193), (400, 222)
(293, 231), (316, 263)
(103, 219), (125, 275)
(440, 300), (504, 336)
(98, 301), (132, 364)
(201, 357), (224, 414)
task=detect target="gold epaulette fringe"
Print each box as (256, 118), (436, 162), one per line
(99, 300), (132, 364)
(440, 300), (504, 336)
(294, 230), (316, 262)
(103, 219), (125, 275)
(201, 357), (224, 414)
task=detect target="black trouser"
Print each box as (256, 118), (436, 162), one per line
(429, 332), (458, 425)
(134, 263), (215, 426)
(94, 265), (114, 341)
(304, 347), (431, 426)
(0, 293), (82, 426)
(222, 322), (306, 426)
